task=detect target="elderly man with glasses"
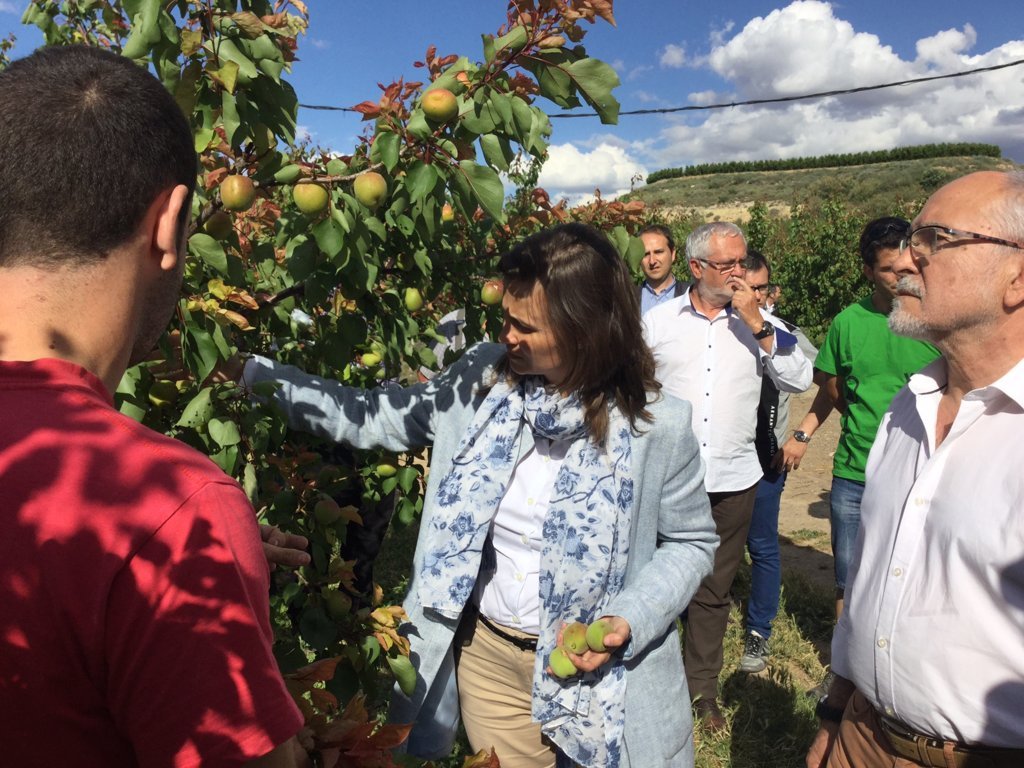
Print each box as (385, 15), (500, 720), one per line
(643, 221), (812, 731)
(807, 171), (1024, 768)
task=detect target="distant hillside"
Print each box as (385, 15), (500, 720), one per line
(624, 155), (1018, 223)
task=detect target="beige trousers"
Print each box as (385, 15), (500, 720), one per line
(455, 615), (557, 768)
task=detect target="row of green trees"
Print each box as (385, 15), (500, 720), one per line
(647, 142), (1002, 184)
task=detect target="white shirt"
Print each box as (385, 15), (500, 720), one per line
(832, 357), (1024, 747)
(474, 435), (569, 634)
(642, 289), (812, 492)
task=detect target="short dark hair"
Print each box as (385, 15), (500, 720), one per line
(0, 46), (197, 267)
(859, 217), (909, 268)
(498, 223), (661, 443)
(746, 248), (771, 280)
(639, 223), (675, 253)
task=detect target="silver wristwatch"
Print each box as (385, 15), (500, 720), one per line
(793, 430), (812, 443)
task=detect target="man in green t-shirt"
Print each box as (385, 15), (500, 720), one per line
(776, 217), (939, 621)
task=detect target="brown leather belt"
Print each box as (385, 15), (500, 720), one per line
(879, 715), (1024, 768)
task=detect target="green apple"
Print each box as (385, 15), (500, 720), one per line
(421, 87), (459, 123)
(353, 171), (388, 209)
(375, 461), (398, 478)
(147, 379), (179, 408)
(292, 182), (330, 215)
(563, 621), (589, 654)
(549, 646), (577, 679)
(220, 174), (256, 211)
(404, 287), (424, 312)
(360, 352), (381, 367)
(586, 618), (614, 652)
(203, 210), (233, 241)
(312, 497), (342, 525)
(481, 280), (504, 306)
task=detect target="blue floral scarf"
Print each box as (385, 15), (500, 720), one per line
(418, 374), (634, 767)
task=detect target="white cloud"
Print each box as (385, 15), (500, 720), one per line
(537, 142), (648, 205)
(659, 44), (687, 68)
(626, 64), (654, 82)
(638, 1), (1024, 169)
(295, 125), (313, 143)
(0, 1), (18, 13)
(310, 38), (330, 50)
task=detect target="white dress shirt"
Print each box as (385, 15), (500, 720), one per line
(832, 357), (1024, 747)
(642, 289), (812, 492)
(474, 435), (569, 635)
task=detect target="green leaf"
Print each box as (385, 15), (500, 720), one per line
(456, 161), (506, 224)
(482, 33), (496, 65)
(313, 217), (345, 258)
(523, 55), (579, 109)
(242, 462), (258, 503)
(188, 233), (229, 276)
(121, 0), (161, 59)
(371, 131), (400, 173)
(480, 133), (510, 172)
(406, 161), (439, 204)
(258, 58), (285, 83)
(274, 164), (302, 184)
(567, 58), (621, 124)
(208, 60), (240, 94)
(396, 466), (419, 495)
(387, 654), (417, 696)
(176, 387), (214, 429)
(221, 89), (242, 147)
(493, 25), (528, 56)
(210, 38), (259, 85)
(208, 417), (242, 447)
(210, 445), (239, 474)
(625, 235), (646, 273)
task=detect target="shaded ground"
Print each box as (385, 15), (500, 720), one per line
(777, 387), (840, 595)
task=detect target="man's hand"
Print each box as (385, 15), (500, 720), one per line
(260, 524), (311, 571)
(773, 436), (810, 472)
(805, 720), (840, 768)
(726, 275), (763, 330)
(548, 616), (632, 676)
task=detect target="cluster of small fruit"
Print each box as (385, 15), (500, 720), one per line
(548, 618), (613, 679)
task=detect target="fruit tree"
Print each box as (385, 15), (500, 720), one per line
(14, 0), (649, 763)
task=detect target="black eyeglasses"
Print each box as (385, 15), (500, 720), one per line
(749, 282), (772, 293)
(899, 225), (1024, 258)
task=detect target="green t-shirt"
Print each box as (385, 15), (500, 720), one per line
(815, 297), (940, 482)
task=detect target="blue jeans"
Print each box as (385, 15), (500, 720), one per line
(745, 470), (786, 639)
(830, 476), (865, 591)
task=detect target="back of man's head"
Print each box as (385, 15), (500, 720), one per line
(859, 216), (909, 268)
(0, 46), (196, 268)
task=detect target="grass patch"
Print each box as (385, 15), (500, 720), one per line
(627, 155), (1016, 221)
(788, 528), (829, 546)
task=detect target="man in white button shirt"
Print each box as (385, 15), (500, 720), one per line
(807, 171), (1024, 768)
(643, 222), (812, 731)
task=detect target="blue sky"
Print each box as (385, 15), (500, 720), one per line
(3, 1), (1023, 203)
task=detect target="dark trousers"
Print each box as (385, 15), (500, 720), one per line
(684, 483), (758, 702)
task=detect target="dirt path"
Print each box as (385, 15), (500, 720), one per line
(777, 388), (841, 592)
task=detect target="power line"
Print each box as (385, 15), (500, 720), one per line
(297, 57), (1024, 119)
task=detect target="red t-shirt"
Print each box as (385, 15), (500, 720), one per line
(0, 359), (303, 766)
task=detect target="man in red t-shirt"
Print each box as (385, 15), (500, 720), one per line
(0, 46), (305, 767)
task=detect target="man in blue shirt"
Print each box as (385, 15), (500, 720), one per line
(638, 224), (688, 314)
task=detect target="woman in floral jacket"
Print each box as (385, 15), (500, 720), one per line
(243, 223), (717, 768)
